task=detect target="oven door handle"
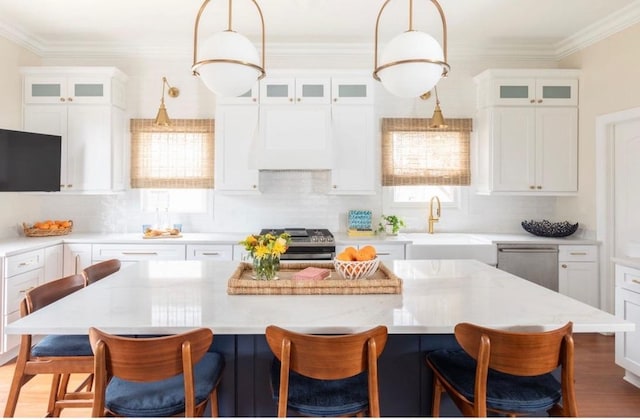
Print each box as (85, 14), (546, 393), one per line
(281, 253), (335, 261)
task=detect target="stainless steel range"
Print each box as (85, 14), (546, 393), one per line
(259, 228), (335, 261)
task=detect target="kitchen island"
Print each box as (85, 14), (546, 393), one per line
(6, 259), (632, 416)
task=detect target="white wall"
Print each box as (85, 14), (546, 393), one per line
(557, 23), (640, 234)
(0, 42), (570, 237)
(0, 37), (42, 238)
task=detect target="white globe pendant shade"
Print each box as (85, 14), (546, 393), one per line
(377, 31), (445, 98)
(197, 31), (262, 97)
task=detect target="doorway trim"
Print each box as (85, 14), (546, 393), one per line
(596, 106), (640, 313)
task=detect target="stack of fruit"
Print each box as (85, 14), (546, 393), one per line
(334, 245), (379, 280)
(23, 220), (73, 237)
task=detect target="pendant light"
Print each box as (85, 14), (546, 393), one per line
(191, 0), (266, 97)
(154, 77), (180, 127)
(373, 0), (450, 98)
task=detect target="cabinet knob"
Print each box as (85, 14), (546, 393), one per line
(252, 98), (257, 102)
(297, 98), (301, 102)
(252, 185), (257, 189)
(68, 97), (73, 102)
(333, 185), (337, 189)
(529, 185), (535, 189)
(333, 98), (338, 102)
(289, 98), (294, 102)
(530, 99), (535, 104)
(537, 186), (542, 189)
(60, 97), (66, 102)
(537, 99), (543, 103)
(561, 264), (567, 268)
(67, 184), (72, 188)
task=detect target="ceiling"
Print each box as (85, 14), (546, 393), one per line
(1, 0), (640, 60)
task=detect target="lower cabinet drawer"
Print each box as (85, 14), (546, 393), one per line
(92, 244), (186, 262)
(186, 245), (233, 261)
(6, 249), (45, 277)
(617, 264), (640, 294)
(558, 245), (597, 262)
(5, 268), (43, 315)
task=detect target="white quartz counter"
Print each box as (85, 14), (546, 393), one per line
(6, 259), (631, 336)
(613, 256), (640, 270)
(0, 231), (597, 257)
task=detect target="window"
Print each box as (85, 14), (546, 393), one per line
(381, 118), (472, 187)
(130, 119), (214, 189)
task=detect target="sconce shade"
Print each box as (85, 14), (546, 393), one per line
(378, 31), (444, 98)
(197, 31), (262, 97)
(430, 102), (446, 128)
(155, 99), (170, 127)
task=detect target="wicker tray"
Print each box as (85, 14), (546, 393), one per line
(227, 262), (402, 295)
(23, 221), (73, 237)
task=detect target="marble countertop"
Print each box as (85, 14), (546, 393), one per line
(6, 259), (632, 336)
(0, 231), (598, 257)
(613, 256), (640, 270)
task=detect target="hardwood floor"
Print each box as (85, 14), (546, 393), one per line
(0, 333), (639, 417)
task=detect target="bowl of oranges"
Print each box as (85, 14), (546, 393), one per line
(334, 245), (379, 280)
(23, 220), (73, 237)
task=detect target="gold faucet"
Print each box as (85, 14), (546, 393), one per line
(428, 195), (441, 234)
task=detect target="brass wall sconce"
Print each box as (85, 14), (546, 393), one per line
(154, 77), (180, 127)
(192, 0), (266, 97)
(373, 0), (450, 98)
(430, 86), (447, 128)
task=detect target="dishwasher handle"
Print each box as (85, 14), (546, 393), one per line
(498, 247), (558, 253)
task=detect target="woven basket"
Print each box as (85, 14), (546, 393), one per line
(23, 221), (73, 237)
(334, 258), (380, 280)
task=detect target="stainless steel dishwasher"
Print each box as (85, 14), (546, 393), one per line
(496, 244), (559, 291)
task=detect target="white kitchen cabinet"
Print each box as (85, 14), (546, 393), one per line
(260, 77), (330, 105)
(63, 243), (93, 275)
(214, 105), (260, 192)
(44, 244), (64, 283)
(330, 104), (375, 194)
(257, 104), (332, 169)
(21, 67), (127, 192)
(615, 263), (640, 387)
(558, 245), (599, 307)
(2, 249), (45, 353)
(474, 106), (578, 194)
(216, 83), (259, 105)
(92, 243), (186, 266)
(331, 78), (374, 105)
(474, 69), (579, 196)
(186, 244), (233, 261)
(475, 69), (579, 108)
(23, 72), (124, 106)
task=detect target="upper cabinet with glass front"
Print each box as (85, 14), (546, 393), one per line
(260, 77), (330, 105)
(475, 69), (579, 108)
(23, 67), (126, 107)
(331, 78), (374, 105)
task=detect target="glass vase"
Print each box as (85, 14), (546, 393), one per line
(252, 255), (280, 280)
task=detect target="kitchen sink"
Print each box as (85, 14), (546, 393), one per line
(402, 233), (497, 265)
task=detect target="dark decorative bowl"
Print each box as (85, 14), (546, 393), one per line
(521, 220), (579, 238)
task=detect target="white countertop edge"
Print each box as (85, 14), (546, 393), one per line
(0, 231), (598, 257)
(612, 256), (640, 270)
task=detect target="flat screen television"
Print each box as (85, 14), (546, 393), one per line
(0, 128), (62, 192)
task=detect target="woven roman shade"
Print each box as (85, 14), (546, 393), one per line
(381, 118), (472, 186)
(130, 119), (214, 189)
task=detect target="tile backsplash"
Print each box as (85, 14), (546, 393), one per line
(0, 171), (564, 238)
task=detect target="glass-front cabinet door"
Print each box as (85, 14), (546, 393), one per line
(25, 76), (110, 104)
(331, 78), (373, 104)
(295, 78), (330, 104)
(260, 78), (295, 104)
(492, 78), (577, 106)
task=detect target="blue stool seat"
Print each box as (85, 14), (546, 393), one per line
(104, 351), (224, 417)
(31, 335), (93, 357)
(427, 349), (562, 413)
(270, 359), (369, 417)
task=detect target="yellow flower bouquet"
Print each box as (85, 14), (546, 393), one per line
(240, 232), (291, 280)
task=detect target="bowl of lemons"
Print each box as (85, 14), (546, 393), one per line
(334, 245), (380, 280)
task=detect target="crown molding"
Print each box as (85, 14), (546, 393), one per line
(2, 3), (640, 62)
(555, 0), (640, 58)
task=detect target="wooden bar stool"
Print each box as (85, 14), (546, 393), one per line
(3, 274), (94, 417)
(265, 325), (388, 417)
(82, 258), (121, 285)
(426, 321), (577, 417)
(89, 327), (224, 417)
